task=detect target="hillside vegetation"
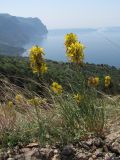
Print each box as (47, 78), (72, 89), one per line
(0, 33), (120, 160)
(0, 44), (25, 56)
(0, 55), (119, 95)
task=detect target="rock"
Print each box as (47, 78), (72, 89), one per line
(93, 138), (104, 147)
(103, 145), (109, 152)
(104, 153), (110, 160)
(106, 131), (120, 142)
(111, 141), (120, 154)
(88, 152), (92, 157)
(7, 149), (14, 155)
(105, 130), (120, 155)
(92, 154), (97, 159)
(26, 143), (39, 148)
(88, 158), (93, 160)
(85, 139), (93, 147)
(47, 149), (54, 159)
(54, 149), (60, 155)
(24, 148), (40, 159)
(7, 158), (15, 160)
(40, 148), (54, 159)
(20, 148), (31, 154)
(52, 154), (60, 160)
(14, 154), (25, 160)
(90, 145), (97, 152)
(14, 146), (20, 155)
(0, 152), (4, 160)
(77, 142), (90, 151)
(94, 148), (104, 157)
(82, 143), (90, 150)
(3, 152), (9, 159)
(40, 148), (54, 158)
(61, 144), (75, 156)
(104, 153), (116, 160)
(75, 153), (88, 160)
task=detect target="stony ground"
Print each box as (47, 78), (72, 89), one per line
(0, 130), (120, 160)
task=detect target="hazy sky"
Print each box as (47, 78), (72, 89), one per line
(0, 0), (120, 29)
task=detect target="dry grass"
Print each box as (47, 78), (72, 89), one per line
(0, 76), (120, 147)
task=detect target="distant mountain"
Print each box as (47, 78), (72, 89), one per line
(0, 13), (48, 47)
(98, 26), (120, 32)
(106, 27), (120, 32)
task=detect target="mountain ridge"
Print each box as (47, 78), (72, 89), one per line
(0, 13), (48, 47)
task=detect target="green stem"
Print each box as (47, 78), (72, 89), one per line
(34, 105), (45, 146)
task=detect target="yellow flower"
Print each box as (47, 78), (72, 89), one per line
(32, 62), (48, 74)
(65, 33), (78, 48)
(28, 97), (40, 106)
(51, 82), (63, 94)
(29, 45), (47, 74)
(41, 63), (48, 73)
(15, 94), (23, 102)
(105, 76), (111, 81)
(104, 76), (111, 87)
(66, 42), (85, 64)
(73, 93), (81, 103)
(8, 101), (13, 107)
(27, 97), (47, 106)
(94, 77), (99, 86)
(88, 76), (99, 87)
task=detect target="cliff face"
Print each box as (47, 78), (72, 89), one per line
(0, 14), (48, 47)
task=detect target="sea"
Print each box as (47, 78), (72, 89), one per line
(23, 28), (120, 68)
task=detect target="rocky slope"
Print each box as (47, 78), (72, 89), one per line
(0, 133), (120, 160)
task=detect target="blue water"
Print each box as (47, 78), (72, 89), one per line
(23, 29), (120, 68)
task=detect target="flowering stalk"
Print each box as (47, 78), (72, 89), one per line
(29, 45), (48, 76)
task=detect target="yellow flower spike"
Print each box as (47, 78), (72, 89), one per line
(29, 45), (47, 74)
(27, 97), (47, 106)
(41, 63), (48, 73)
(27, 99), (34, 106)
(73, 93), (81, 103)
(104, 76), (111, 87)
(29, 46), (44, 57)
(15, 94), (23, 102)
(66, 41), (85, 64)
(105, 76), (111, 81)
(8, 101), (13, 107)
(28, 97), (40, 106)
(32, 62), (48, 74)
(94, 77), (99, 86)
(51, 82), (63, 94)
(65, 33), (78, 48)
(88, 76), (99, 87)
